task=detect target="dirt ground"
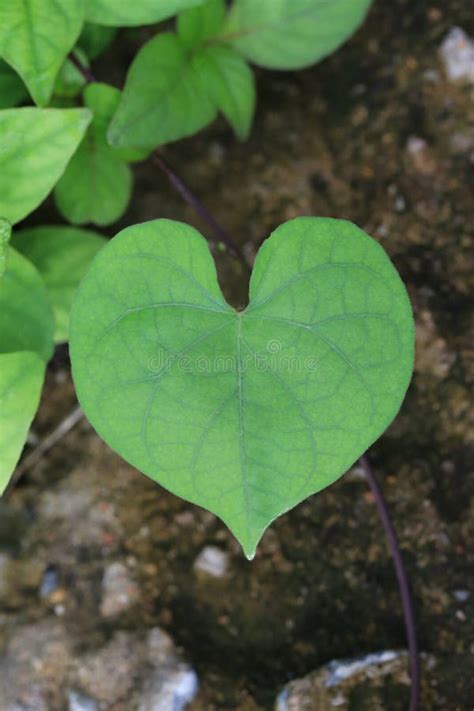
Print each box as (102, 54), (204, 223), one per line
(1, 0), (473, 709)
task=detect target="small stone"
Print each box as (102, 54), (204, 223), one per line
(137, 666), (198, 711)
(75, 632), (142, 704)
(276, 650), (410, 710)
(147, 627), (176, 664)
(450, 132), (474, 154)
(39, 565), (60, 598)
(135, 627), (199, 711)
(415, 309), (456, 378)
(100, 561), (140, 618)
(406, 136), (437, 175)
(439, 27), (474, 83)
(0, 621), (72, 711)
(453, 589), (470, 603)
(276, 651), (440, 709)
(394, 195), (406, 213)
(193, 546), (229, 579)
(68, 690), (99, 711)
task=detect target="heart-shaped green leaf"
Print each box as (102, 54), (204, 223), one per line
(70, 218), (414, 558)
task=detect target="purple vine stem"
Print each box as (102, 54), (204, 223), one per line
(359, 454), (420, 711)
(69, 51), (96, 84)
(152, 153), (250, 272)
(71, 51), (420, 708)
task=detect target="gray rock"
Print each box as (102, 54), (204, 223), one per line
(100, 561), (140, 618)
(193, 546), (229, 579)
(137, 665), (198, 711)
(439, 27), (474, 83)
(453, 589), (470, 603)
(135, 627), (199, 711)
(0, 620), (72, 711)
(74, 631), (143, 704)
(68, 690), (99, 711)
(275, 650), (436, 711)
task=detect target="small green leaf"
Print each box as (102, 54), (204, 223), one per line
(0, 351), (45, 493)
(200, 46), (255, 139)
(11, 226), (107, 342)
(223, 0), (372, 70)
(0, 107), (92, 225)
(55, 84), (133, 226)
(70, 217), (414, 558)
(83, 82), (150, 162)
(0, 248), (54, 360)
(177, 0), (226, 48)
(86, 0), (205, 26)
(0, 218), (11, 278)
(78, 23), (117, 59)
(54, 133), (132, 227)
(0, 0), (85, 106)
(0, 60), (28, 109)
(108, 33), (216, 149)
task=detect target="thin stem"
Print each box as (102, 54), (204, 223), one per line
(5, 406), (85, 497)
(359, 454), (420, 711)
(69, 51), (96, 84)
(153, 152), (250, 272)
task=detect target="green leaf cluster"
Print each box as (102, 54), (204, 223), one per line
(0, 247), (54, 493)
(0, 0), (406, 557)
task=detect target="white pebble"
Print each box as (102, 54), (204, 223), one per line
(193, 546), (229, 578)
(439, 27), (474, 83)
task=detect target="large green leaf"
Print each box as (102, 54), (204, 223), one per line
(108, 33), (216, 148)
(223, 0), (372, 70)
(86, 0), (205, 26)
(70, 218), (414, 558)
(0, 218), (11, 278)
(12, 226), (107, 342)
(0, 60), (28, 109)
(0, 248), (54, 360)
(0, 248), (55, 493)
(0, 108), (92, 225)
(0, 0), (85, 106)
(0, 351), (45, 493)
